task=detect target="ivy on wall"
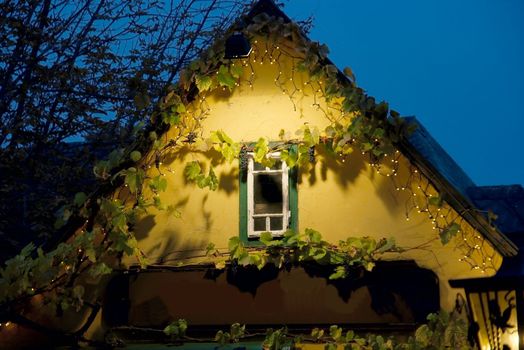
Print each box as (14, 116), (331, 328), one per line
(135, 310), (471, 350)
(0, 11), (495, 347)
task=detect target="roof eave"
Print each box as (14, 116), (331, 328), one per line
(397, 135), (518, 257)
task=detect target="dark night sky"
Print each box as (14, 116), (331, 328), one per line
(284, 0), (524, 187)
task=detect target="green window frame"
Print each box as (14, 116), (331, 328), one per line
(239, 150), (298, 246)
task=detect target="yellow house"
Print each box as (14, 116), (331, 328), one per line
(99, 0), (518, 344)
(3, 0), (521, 348)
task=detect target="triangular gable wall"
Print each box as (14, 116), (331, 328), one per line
(120, 0), (512, 313)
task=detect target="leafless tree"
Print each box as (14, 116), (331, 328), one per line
(0, 0), (253, 258)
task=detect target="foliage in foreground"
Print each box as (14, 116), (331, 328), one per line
(158, 311), (472, 350)
(0, 3), (475, 347)
(0, 0), (250, 258)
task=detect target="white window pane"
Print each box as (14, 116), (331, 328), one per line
(253, 174), (283, 214)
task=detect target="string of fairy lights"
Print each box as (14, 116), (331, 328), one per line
(42, 20), (498, 276)
(152, 33), (500, 273)
(1, 14), (501, 337)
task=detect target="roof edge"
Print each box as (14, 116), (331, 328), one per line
(398, 118), (518, 257)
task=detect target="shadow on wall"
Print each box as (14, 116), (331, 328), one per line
(102, 260), (439, 329)
(297, 146), (409, 220)
(297, 146), (365, 189)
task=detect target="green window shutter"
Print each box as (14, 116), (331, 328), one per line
(288, 165), (298, 233)
(239, 166), (249, 244)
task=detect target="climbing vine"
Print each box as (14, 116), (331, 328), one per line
(225, 229), (398, 279)
(143, 310), (471, 350)
(0, 9), (498, 347)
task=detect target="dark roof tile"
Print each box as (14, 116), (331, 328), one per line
(405, 117), (476, 196)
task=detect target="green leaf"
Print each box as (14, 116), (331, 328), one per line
(259, 231), (273, 245)
(196, 75), (212, 92)
(311, 328), (324, 340)
(209, 130), (239, 163)
(228, 236), (241, 254)
(237, 252), (251, 266)
(163, 320), (187, 339)
(108, 148), (125, 168)
(329, 325), (342, 341)
(184, 161), (202, 181)
(175, 103), (186, 114)
(362, 237), (377, 254)
(221, 143), (240, 163)
(178, 319), (188, 336)
(313, 248), (327, 261)
(130, 150), (142, 162)
(112, 213), (127, 231)
(415, 324), (431, 346)
(364, 261), (375, 271)
(215, 330), (230, 346)
(253, 137), (269, 163)
(73, 192), (87, 207)
(124, 167), (143, 194)
(346, 237), (363, 249)
(162, 111), (181, 125)
(250, 253), (266, 270)
(206, 242), (216, 256)
(210, 130), (234, 145)
(362, 142), (373, 152)
(230, 64), (243, 79)
(345, 330), (355, 342)
(297, 144), (310, 166)
(376, 237), (396, 253)
(283, 229), (299, 245)
(150, 175), (168, 192)
(303, 125), (320, 147)
(305, 228), (322, 243)
(217, 65), (236, 90)
(112, 231), (135, 254)
(163, 323), (179, 337)
(428, 196), (442, 207)
(85, 248), (97, 263)
(281, 148), (298, 168)
(329, 266), (347, 280)
(372, 128), (385, 139)
(230, 323), (245, 341)
(440, 222), (461, 245)
(89, 262), (112, 277)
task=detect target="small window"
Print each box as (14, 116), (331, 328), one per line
(248, 153), (288, 237)
(240, 151), (297, 242)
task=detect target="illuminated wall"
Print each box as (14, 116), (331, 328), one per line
(120, 38), (502, 321)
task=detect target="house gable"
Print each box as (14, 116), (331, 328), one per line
(2, 1), (522, 346)
(118, 0), (515, 316)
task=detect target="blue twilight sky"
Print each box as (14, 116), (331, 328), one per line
(283, 0), (524, 186)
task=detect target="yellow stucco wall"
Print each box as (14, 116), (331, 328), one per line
(124, 39), (502, 315)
